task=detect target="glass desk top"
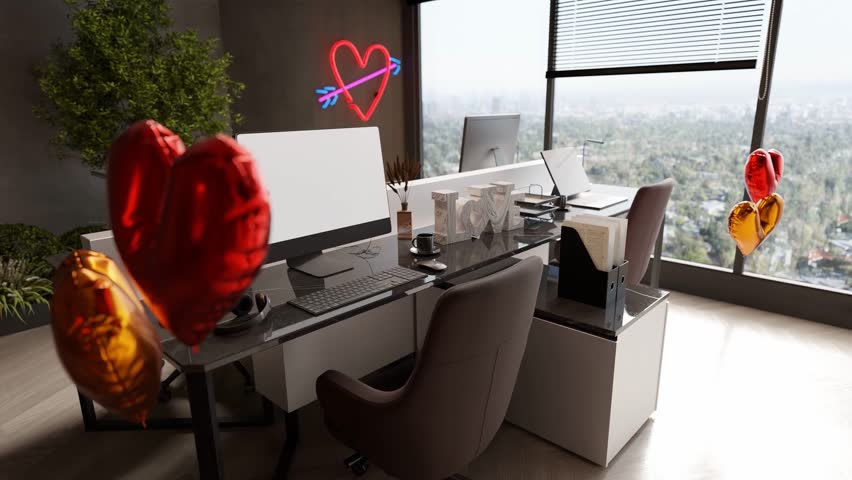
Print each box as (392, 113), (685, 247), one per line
(159, 218), (562, 372)
(534, 265), (669, 340)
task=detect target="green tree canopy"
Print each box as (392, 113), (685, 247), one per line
(34, 0), (244, 169)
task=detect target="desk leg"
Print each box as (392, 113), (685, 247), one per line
(77, 391), (97, 431)
(274, 411), (300, 479)
(186, 370), (223, 480)
(651, 220), (665, 288)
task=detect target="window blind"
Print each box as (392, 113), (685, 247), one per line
(547, 0), (768, 77)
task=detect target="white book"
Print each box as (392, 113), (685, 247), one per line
(574, 214), (628, 265)
(562, 218), (615, 272)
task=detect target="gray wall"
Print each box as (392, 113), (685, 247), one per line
(0, 0), (222, 235)
(218, 0), (408, 167)
(0, 0), (408, 235)
(0, 0), (408, 334)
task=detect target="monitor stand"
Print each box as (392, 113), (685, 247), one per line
(285, 250), (354, 278)
(551, 186), (570, 211)
(490, 147), (501, 167)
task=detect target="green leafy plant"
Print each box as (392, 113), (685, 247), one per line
(0, 259), (53, 323)
(60, 224), (108, 251)
(34, 0), (244, 170)
(0, 224), (64, 276)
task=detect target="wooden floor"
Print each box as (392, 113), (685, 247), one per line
(1, 291), (851, 479)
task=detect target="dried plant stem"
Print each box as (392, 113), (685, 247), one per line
(386, 154), (420, 210)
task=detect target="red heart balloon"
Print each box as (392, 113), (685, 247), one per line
(744, 148), (783, 202)
(329, 40), (392, 122)
(767, 148), (784, 181)
(108, 120), (271, 346)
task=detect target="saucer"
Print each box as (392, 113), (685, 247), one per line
(410, 246), (441, 257)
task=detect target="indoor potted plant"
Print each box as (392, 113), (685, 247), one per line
(0, 258), (52, 325)
(386, 155), (421, 239)
(0, 223), (107, 335)
(0, 224), (62, 335)
(33, 0), (244, 173)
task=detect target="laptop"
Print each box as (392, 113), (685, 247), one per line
(540, 148), (627, 210)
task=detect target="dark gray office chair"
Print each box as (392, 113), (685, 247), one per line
(315, 256), (543, 480)
(623, 178), (674, 285)
(553, 178), (674, 286)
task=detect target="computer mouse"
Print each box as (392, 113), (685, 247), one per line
(417, 259), (447, 272)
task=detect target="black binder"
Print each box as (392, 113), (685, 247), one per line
(558, 225), (628, 311)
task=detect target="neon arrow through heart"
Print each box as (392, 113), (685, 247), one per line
(315, 59), (400, 106)
(314, 40), (401, 121)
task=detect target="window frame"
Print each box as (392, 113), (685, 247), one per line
(414, 0), (852, 328)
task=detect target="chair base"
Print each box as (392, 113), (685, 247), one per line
(340, 452), (472, 479)
(343, 452), (369, 476)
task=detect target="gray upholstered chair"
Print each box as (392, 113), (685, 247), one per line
(623, 178), (675, 285)
(552, 178), (674, 286)
(315, 256), (543, 480)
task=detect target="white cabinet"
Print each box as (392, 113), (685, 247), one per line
(252, 296), (415, 412)
(507, 300), (668, 466)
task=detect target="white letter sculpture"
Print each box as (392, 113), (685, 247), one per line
(433, 181), (524, 245)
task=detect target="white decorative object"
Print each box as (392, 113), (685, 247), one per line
(433, 181), (524, 245)
(488, 181), (524, 232)
(432, 190), (461, 245)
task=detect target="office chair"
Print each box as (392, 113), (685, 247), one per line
(552, 178), (674, 286)
(623, 178), (675, 285)
(315, 256), (543, 479)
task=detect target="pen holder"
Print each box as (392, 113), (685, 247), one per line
(558, 226), (628, 309)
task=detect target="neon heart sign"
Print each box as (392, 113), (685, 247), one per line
(314, 40), (401, 122)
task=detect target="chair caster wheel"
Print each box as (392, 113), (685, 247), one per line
(351, 459), (369, 476)
(344, 452), (362, 468)
(344, 453), (368, 476)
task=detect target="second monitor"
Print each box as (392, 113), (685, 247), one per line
(458, 113), (520, 173)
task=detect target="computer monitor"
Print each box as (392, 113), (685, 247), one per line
(458, 113), (520, 173)
(236, 127), (391, 278)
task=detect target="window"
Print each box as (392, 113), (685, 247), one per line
(420, 0), (550, 177)
(744, 0), (852, 292)
(547, 0), (766, 77)
(545, 0), (771, 270)
(553, 69), (760, 268)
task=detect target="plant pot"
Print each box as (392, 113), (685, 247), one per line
(0, 302), (51, 337)
(397, 210), (413, 239)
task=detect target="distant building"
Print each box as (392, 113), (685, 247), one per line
(808, 249), (834, 265)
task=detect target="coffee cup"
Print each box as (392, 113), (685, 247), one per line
(411, 233), (436, 253)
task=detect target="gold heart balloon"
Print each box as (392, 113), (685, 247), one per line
(728, 201), (762, 256)
(757, 193), (784, 237)
(51, 250), (162, 425)
(728, 193), (784, 256)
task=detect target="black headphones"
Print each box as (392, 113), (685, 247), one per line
(214, 292), (271, 336)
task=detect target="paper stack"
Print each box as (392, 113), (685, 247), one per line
(561, 215), (628, 272)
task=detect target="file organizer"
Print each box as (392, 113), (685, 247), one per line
(558, 225), (628, 310)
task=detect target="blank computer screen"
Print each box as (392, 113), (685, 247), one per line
(236, 127), (390, 244)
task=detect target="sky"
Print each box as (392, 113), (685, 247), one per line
(420, 0), (852, 102)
